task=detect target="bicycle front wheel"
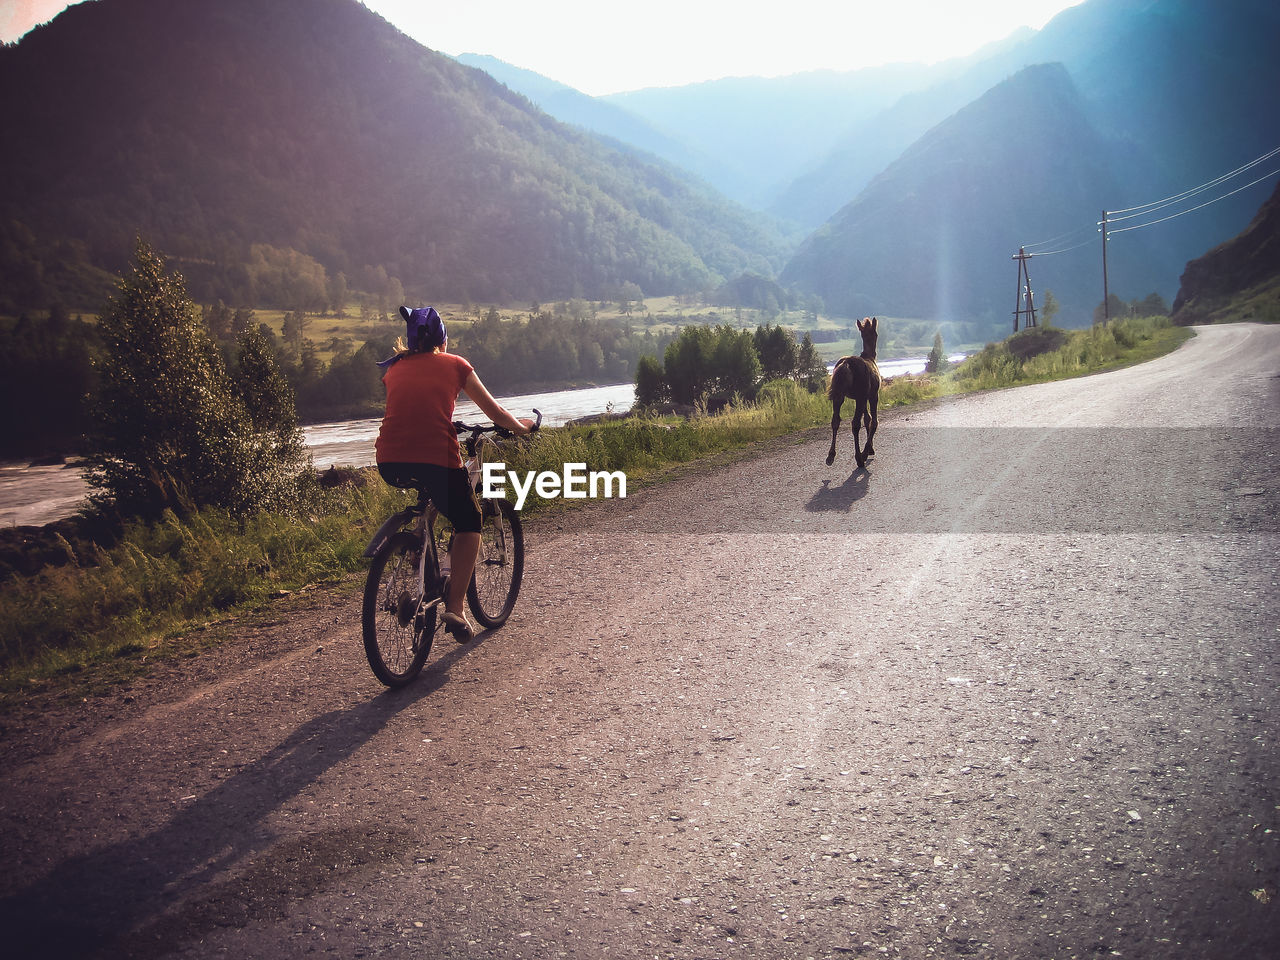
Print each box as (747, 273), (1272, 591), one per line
(467, 497), (524, 628)
(363, 531), (435, 687)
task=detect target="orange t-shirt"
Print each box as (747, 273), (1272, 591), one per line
(374, 351), (474, 468)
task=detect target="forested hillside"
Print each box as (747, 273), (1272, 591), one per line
(5, 0), (1278, 336)
(0, 0), (786, 313)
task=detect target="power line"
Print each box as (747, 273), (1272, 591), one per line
(1012, 143), (1280, 320)
(1024, 234), (1098, 258)
(1021, 221), (1097, 251)
(1108, 166), (1280, 236)
(1108, 144), (1280, 217)
(1020, 144), (1280, 254)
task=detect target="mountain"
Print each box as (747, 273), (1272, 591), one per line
(779, 0), (1280, 327)
(0, 0), (787, 312)
(452, 54), (951, 215)
(1171, 181), (1280, 324)
(452, 53), (709, 179)
(779, 64), (1125, 326)
(602, 65), (952, 213)
(775, 0), (1280, 231)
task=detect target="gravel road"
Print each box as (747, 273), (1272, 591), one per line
(1, 324), (1276, 959)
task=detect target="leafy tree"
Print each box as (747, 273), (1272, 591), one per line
(234, 329), (301, 438)
(713, 327), (762, 400)
(281, 309), (309, 352)
(926, 330), (946, 373)
(795, 332), (827, 392)
(231, 307), (255, 337)
(663, 325), (718, 405)
(245, 244), (329, 311)
(753, 324), (798, 380)
(203, 300), (235, 340)
(1040, 289), (1059, 325)
(328, 271), (349, 316)
(83, 240), (310, 519)
(634, 354), (667, 407)
(616, 282), (644, 307)
(714, 272), (792, 312)
(658, 324), (762, 406)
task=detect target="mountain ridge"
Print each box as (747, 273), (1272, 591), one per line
(0, 0), (786, 311)
(780, 63), (1125, 324)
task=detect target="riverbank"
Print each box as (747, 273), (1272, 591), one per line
(0, 317), (1189, 693)
(1, 354), (961, 526)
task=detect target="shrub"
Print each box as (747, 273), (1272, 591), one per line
(82, 240), (311, 520)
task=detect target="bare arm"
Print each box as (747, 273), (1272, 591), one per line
(461, 371), (534, 435)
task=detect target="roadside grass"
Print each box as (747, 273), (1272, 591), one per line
(0, 482), (404, 694)
(0, 315), (1189, 696)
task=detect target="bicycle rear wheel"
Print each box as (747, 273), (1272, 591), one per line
(467, 497), (524, 628)
(362, 531), (436, 687)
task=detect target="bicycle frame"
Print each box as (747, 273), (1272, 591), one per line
(363, 407), (540, 590)
(362, 495), (443, 604)
(361, 411), (537, 685)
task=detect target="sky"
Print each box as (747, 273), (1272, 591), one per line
(2, 0), (1087, 96)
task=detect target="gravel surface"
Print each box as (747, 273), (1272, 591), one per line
(0, 323), (1276, 959)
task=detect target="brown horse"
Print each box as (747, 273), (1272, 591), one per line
(825, 316), (881, 469)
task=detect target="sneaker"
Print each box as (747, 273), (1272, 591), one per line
(441, 610), (475, 643)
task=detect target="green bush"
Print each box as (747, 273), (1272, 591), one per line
(82, 240), (311, 521)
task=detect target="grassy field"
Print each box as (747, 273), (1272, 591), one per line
(4, 296), (982, 365)
(0, 315), (1190, 696)
(247, 298), (965, 363)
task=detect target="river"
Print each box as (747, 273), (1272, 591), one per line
(1, 356), (953, 527)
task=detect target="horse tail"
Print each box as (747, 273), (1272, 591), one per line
(826, 358), (849, 400)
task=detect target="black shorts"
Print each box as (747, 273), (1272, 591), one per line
(377, 463), (483, 534)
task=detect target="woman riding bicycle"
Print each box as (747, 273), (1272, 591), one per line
(375, 306), (534, 642)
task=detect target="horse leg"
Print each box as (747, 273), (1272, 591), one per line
(864, 389), (879, 458)
(852, 396), (868, 468)
(826, 396), (841, 465)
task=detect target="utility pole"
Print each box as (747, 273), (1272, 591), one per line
(1011, 247), (1037, 332)
(1100, 209), (1110, 324)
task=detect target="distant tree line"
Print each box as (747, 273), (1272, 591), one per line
(635, 323), (827, 410)
(0, 281), (694, 461)
(0, 304), (101, 458)
(452, 308), (674, 395)
(200, 303), (679, 426)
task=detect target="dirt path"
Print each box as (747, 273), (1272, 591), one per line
(1, 324), (1277, 959)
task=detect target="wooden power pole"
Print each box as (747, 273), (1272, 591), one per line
(1012, 247), (1037, 332)
(1100, 209), (1110, 324)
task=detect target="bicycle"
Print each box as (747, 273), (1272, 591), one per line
(361, 410), (540, 687)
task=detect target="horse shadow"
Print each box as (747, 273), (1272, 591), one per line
(805, 466), (871, 513)
(0, 631), (488, 958)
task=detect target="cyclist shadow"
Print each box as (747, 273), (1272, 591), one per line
(0, 654), (462, 958)
(805, 466), (871, 513)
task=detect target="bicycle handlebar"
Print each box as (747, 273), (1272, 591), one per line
(452, 408), (542, 439)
